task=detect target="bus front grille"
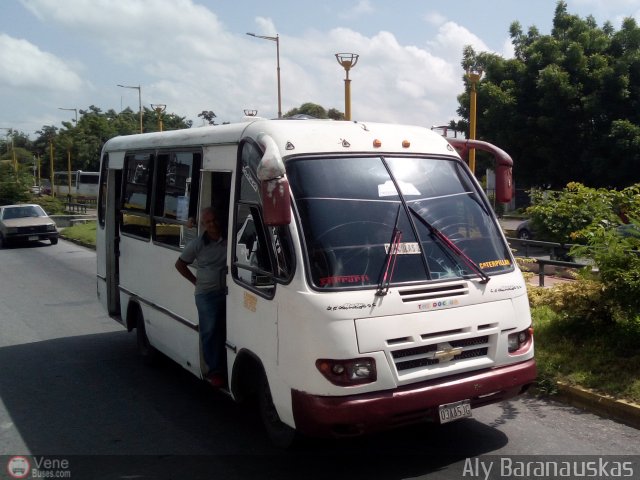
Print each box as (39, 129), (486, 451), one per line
(391, 335), (490, 373)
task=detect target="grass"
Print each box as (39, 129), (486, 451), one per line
(60, 221), (97, 247)
(59, 222), (640, 404)
(532, 303), (640, 404)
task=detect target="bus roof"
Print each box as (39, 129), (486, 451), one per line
(102, 119), (458, 160)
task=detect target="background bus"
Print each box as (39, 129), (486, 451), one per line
(53, 170), (99, 201)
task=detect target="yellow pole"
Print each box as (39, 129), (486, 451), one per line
(467, 68), (482, 176)
(67, 149), (72, 198)
(344, 75), (352, 121)
(11, 137), (17, 172)
(469, 81), (477, 175)
(49, 140), (55, 197)
(336, 53), (359, 121)
(151, 104), (166, 132)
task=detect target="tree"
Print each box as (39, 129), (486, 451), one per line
(0, 162), (32, 205)
(198, 110), (217, 125)
(31, 106), (192, 179)
(284, 102), (344, 119)
(456, 1), (640, 189)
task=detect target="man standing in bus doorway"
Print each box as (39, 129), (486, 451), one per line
(175, 207), (227, 388)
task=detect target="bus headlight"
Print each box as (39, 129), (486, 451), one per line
(508, 327), (533, 353)
(316, 357), (377, 386)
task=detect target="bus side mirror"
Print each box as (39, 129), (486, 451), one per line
(261, 177), (291, 226)
(495, 165), (513, 203)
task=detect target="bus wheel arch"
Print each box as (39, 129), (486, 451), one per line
(258, 369), (298, 448)
(230, 350), (299, 448)
(127, 300), (160, 365)
(229, 349), (263, 402)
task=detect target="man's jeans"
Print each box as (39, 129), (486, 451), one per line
(195, 290), (226, 374)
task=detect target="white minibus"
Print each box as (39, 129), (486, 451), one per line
(96, 118), (535, 446)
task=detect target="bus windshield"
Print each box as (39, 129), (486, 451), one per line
(287, 155), (513, 290)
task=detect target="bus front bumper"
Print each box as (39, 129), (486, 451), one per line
(291, 358), (536, 437)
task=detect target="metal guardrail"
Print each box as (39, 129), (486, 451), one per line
(65, 203), (88, 214)
(531, 258), (589, 287)
(507, 237), (577, 259)
(507, 235), (638, 287)
(507, 237), (588, 287)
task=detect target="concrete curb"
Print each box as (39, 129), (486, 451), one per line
(58, 233), (95, 250)
(554, 382), (640, 430)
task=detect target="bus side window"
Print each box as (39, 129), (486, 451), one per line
(234, 205), (275, 293)
(121, 153), (153, 240)
(153, 150), (201, 248)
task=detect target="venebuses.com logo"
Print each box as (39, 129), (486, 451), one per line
(5, 456), (71, 478)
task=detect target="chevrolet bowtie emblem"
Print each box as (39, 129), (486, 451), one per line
(433, 343), (463, 362)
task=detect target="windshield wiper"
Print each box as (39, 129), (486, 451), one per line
(376, 205), (402, 296)
(408, 206), (490, 284)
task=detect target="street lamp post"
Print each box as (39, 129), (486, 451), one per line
(466, 66), (483, 175)
(58, 107), (78, 195)
(246, 32), (282, 118)
(335, 53), (359, 121)
(49, 138), (55, 197)
(151, 104), (167, 132)
(58, 107), (78, 124)
(117, 84), (143, 133)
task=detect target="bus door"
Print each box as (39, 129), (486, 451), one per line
(198, 170), (232, 373)
(226, 140), (294, 392)
(97, 153), (123, 318)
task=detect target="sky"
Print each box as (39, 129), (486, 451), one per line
(2, 0), (640, 138)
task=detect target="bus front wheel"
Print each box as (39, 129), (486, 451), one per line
(259, 374), (298, 449)
(136, 316), (160, 366)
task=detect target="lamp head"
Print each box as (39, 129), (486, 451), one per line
(335, 53), (359, 71)
(466, 65), (484, 83)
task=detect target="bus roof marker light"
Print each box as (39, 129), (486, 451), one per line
(373, 139), (382, 148)
(402, 140), (410, 148)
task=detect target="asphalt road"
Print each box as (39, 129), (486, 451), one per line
(0, 239), (638, 479)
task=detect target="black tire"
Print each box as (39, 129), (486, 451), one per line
(136, 316), (160, 366)
(258, 373), (298, 449)
(0, 234), (4, 249)
(50, 237), (58, 245)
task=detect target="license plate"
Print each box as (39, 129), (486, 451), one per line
(28, 236), (38, 241)
(438, 399), (472, 424)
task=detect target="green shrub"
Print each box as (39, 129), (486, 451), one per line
(528, 276), (605, 323)
(571, 218), (640, 321)
(32, 195), (66, 215)
(526, 182), (640, 244)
